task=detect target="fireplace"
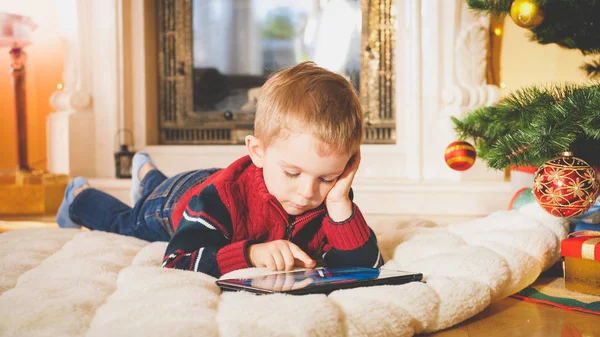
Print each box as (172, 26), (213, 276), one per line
(47, 0), (509, 216)
(155, 0), (396, 145)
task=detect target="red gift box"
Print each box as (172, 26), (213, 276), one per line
(561, 234), (600, 261)
(561, 231), (600, 295)
(510, 165), (538, 174)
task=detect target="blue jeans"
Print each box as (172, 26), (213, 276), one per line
(69, 168), (220, 242)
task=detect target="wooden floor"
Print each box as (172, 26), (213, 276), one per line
(426, 297), (600, 337)
(2, 217), (599, 335)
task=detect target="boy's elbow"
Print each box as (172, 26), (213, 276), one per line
(324, 240), (382, 268)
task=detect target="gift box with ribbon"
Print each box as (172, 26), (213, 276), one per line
(561, 230), (600, 296)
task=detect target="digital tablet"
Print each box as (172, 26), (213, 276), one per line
(216, 267), (423, 295)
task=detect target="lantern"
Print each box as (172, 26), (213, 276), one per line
(114, 129), (135, 179)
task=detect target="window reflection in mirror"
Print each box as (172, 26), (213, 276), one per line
(191, 0), (361, 114)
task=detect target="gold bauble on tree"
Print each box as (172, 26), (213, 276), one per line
(510, 0), (545, 29)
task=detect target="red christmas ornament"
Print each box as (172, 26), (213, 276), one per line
(533, 152), (600, 218)
(444, 140), (476, 171)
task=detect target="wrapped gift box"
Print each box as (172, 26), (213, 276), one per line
(561, 232), (600, 296)
(510, 165), (537, 194)
(0, 171), (68, 215)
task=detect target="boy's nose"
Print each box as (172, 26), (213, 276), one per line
(297, 179), (316, 199)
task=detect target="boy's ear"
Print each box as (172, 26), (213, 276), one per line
(245, 135), (265, 168)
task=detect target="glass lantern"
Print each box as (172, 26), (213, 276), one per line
(114, 129), (135, 179)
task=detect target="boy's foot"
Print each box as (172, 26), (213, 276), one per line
(56, 177), (88, 228)
(131, 152), (156, 205)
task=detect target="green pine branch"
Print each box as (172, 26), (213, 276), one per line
(529, 0), (600, 55)
(581, 58), (600, 79)
(461, 1), (600, 170)
(453, 83), (600, 170)
(466, 0), (600, 77)
(466, 0), (513, 13)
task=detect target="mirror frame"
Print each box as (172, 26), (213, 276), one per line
(156, 0), (396, 144)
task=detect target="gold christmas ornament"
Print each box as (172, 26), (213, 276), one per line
(510, 0), (545, 29)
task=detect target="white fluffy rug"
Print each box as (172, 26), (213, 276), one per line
(0, 203), (567, 337)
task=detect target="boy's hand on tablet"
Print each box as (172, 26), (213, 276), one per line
(248, 240), (316, 271)
(251, 272), (314, 292)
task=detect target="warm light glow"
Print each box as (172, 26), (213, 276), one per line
(521, 3), (533, 14)
(494, 27), (502, 36)
(500, 82), (506, 88)
(0, 0), (64, 171)
(56, 83), (63, 90)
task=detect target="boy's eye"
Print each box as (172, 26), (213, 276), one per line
(320, 178), (335, 184)
(284, 171), (300, 178)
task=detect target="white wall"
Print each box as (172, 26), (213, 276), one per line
(500, 18), (593, 93)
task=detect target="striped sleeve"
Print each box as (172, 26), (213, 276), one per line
(318, 204), (383, 268)
(162, 184), (251, 277)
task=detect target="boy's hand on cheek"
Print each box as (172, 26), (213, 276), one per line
(325, 150), (361, 222)
(248, 240), (316, 271)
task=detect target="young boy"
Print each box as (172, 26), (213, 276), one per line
(57, 62), (383, 277)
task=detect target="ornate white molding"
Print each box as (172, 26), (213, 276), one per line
(443, 3), (500, 113)
(50, 90), (92, 111)
(46, 0), (96, 176)
(51, 0), (94, 112)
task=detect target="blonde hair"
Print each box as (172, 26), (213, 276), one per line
(254, 62), (363, 156)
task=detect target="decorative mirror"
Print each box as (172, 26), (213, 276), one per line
(156, 0), (395, 145)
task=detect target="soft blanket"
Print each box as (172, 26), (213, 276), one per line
(0, 203), (567, 337)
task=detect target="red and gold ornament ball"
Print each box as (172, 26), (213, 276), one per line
(533, 152), (600, 218)
(444, 140), (477, 171)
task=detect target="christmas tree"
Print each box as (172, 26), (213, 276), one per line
(454, 0), (600, 170)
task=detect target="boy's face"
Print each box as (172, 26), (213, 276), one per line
(247, 132), (350, 215)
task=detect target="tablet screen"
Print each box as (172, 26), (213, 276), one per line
(217, 267), (422, 294)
